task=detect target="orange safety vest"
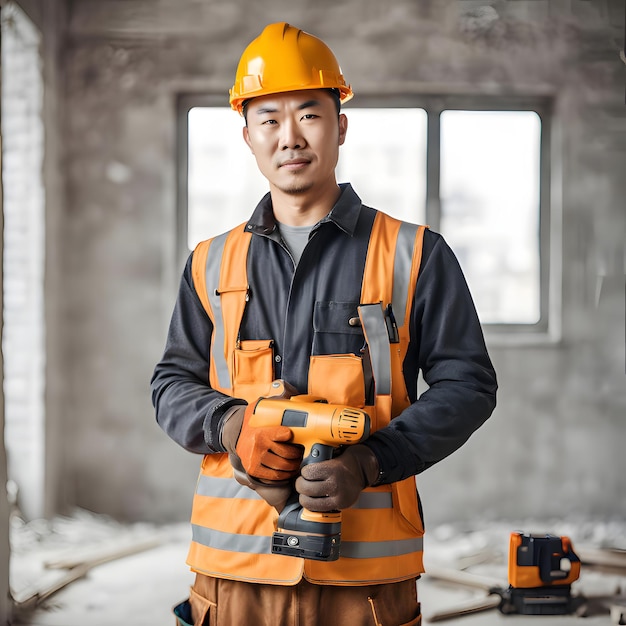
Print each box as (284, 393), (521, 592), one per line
(188, 211), (427, 586)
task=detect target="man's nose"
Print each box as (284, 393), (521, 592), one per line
(280, 119), (305, 150)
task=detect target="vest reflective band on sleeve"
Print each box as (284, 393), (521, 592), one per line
(358, 303), (392, 395)
(392, 222), (419, 328)
(205, 232), (230, 389)
(192, 524), (273, 555)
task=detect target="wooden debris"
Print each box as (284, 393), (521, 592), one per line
(426, 594), (501, 622)
(43, 535), (163, 570)
(577, 547), (626, 572)
(12, 565), (90, 611)
(424, 564), (504, 592)
(12, 533), (163, 613)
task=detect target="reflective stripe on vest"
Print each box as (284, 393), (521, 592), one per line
(393, 222), (420, 328)
(189, 213), (428, 585)
(191, 523), (424, 560)
(195, 474), (393, 508)
(192, 224), (252, 395)
(206, 232), (230, 389)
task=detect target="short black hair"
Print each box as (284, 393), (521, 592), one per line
(242, 88), (341, 125)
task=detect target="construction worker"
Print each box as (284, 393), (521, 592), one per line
(151, 22), (497, 626)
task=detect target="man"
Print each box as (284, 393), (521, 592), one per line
(151, 22), (497, 626)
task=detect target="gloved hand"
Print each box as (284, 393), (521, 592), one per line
(295, 444), (380, 512)
(221, 404), (303, 482)
(229, 453), (294, 513)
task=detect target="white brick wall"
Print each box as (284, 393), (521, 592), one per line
(1, 1), (45, 521)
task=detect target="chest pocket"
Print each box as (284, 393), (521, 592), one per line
(311, 301), (364, 356)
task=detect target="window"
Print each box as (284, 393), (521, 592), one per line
(186, 105), (267, 250)
(336, 108), (427, 224)
(440, 110), (542, 325)
(179, 94), (556, 339)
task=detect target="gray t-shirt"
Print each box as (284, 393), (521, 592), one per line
(276, 221), (314, 266)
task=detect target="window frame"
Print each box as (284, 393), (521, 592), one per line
(177, 92), (560, 344)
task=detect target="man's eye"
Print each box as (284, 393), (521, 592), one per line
(302, 114), (318, 120)
(261, 119), (278, 125)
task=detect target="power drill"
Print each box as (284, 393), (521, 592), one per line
(503, 532), (581, 615)
(247, 396), (371, 561)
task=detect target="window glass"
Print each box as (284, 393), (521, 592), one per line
(338, 108), (427, 224)
(187, 107), (267, 249)
(440, 110), (541, 324)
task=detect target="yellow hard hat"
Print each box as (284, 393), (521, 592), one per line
(229, 22), (353, 114)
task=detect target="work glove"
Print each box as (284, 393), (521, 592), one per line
(221, 396), (303, 513)
(295, 444), (380, 512)
(221, 404), (303, 482)
(228, 452), (294, 513)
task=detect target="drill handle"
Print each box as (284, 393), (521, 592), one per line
(301, 443), (335, 468)
(277, 495), (342, 536)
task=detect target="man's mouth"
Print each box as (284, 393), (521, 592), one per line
(279, 158), (310, 169)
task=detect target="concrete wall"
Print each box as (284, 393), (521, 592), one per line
(2, 0), (47, 523)
(8, 0), (66, 523)
(1, 26), (12, 623)
(27, 0), (626, 524)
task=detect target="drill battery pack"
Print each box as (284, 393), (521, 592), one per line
(272, 499), (342, 561)
(272, 530), (341, 561)
(504, 532), (581, 615)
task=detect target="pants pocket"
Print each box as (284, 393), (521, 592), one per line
(398, 605), (421, 626)
(369, 597), (422, 626)
(367, 579), (420, 626)
(189, 586), (217, 626)
(173, 599), (193, 626)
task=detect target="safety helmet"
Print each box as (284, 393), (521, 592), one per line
(229, 22), (353, 114)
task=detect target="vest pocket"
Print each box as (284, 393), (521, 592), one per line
(233, 339), (274, 399)
(393, 477), (425, 535)
(308, 354), (366, 407)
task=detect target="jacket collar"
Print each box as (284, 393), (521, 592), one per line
(245, 183), (363, 237)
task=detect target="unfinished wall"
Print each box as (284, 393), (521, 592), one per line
(0, 17), (11, 623)
(2, 0), (46, 523)
(6, 0), (66, 524)
(49, 0), (626, 524)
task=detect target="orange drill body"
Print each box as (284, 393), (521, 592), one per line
(250, 396), (370, 454)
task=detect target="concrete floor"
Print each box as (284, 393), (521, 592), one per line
(8, 511), (626, 626)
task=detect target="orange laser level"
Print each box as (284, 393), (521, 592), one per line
(504, 532), (581, 615)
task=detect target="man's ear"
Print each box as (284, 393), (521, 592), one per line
(338, 113), (348, 146)
(243, 125), (254, 154)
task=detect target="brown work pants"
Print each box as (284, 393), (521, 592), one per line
(187, 573), (421, 626)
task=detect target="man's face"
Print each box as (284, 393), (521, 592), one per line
(243, 89), (348, 197)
